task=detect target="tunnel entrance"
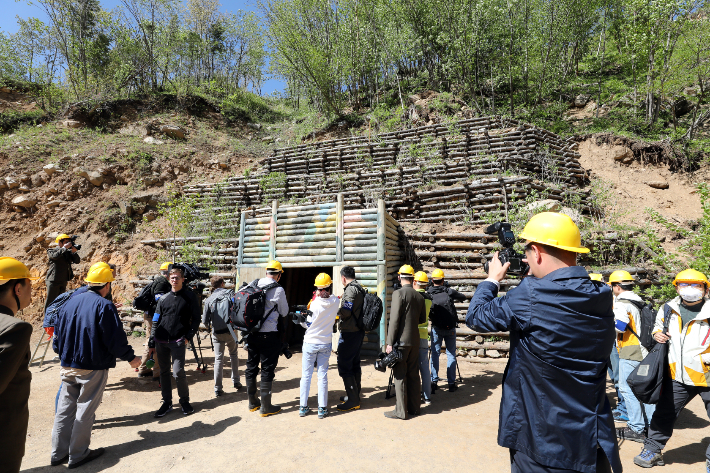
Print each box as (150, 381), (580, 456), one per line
(281, 266), (334, 350)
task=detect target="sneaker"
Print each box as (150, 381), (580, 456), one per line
(613, 411), (629, 422)
(617, 427), (646, 443)
(215, 390), (224, 397)
(299, 406), (310, 417)
(67, 448), (105, 469)
(423, 399), (432, 407)
(633, 448), (664, 467)
(180, 400), (194, 415)
(154, 402), (172, 418)
(318, 407), (328, 419)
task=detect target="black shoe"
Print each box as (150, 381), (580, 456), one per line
(138, 370), (153, 378)
(51, 454), (69, 466)
(384, 410), (404, 420)
(180, 400), (194, 415)
(154, 402), (172, 418)
(215, 390), (224, 397)
(234, 381), (243, 390)
(448, 384), (458, 392)
(431, 382), (438, 394)
(67, 448), (105, 469)
(634, 448), (665, 467)
(617, 427), (646, 443)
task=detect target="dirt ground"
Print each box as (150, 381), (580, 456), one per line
(19, 332), (710, 473)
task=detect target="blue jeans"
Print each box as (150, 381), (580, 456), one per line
(608, 343), (627, 417)
(619, 357), (656, 433)
(419, 338), (432, 401)
(337, 330), (364, 378)
(430, 327), (457, 385)
(300, 343), (331, 408)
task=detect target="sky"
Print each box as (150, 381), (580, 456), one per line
(1, 0), (287, 95)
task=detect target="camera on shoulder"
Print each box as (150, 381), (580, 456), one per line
(69, 235), (82, 250)
(483, 222), (529, 277)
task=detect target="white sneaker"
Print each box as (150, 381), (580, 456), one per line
(423, 399), (432, 407)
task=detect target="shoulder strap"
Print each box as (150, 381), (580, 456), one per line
(627, 299), (646, 310)
(662, 304), (672, 333)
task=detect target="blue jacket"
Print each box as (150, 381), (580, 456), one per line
(53, 290), (135, 370)
(466, 266), (621, 473)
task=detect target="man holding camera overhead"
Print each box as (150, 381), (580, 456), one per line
(45, 233), (81, 311)
(466, 212), (621, 473)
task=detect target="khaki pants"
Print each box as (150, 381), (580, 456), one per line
(138, 314), (159, 377)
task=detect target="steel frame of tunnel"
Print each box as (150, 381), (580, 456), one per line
(234, 194), (403, 355)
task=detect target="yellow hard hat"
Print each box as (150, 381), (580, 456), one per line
(414, 271), (428, 283)
(588, 273), (603, 282)
(432, 269), (445, 279)
(84, 262), (115, 285)
(55, 233), (71, 243)
(314, 273), (333, 288)
(0, 257), (39, 285)
(518, 212), (589, 253)
(398, 264), (414, 276)
(266, 260), (284, 273)
(673, 268), (709, 287)
(160, 262), (171, 271)
(608, 270), (634, 285)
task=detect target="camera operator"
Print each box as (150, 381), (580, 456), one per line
(137, 262), (172, 379)
(245, 260), (289, 417)
(44, 234), (80, 311)
(148, 266), (200, 417)
(384, 265), (426, 420)
(336, 265), (366, 412)
(466, 212), (621, 473)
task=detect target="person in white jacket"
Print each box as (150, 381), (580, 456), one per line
(635, 269), (710, 469)
(299, 273), (340, 419)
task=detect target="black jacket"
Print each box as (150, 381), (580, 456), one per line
(150, 288), (200, 343)
(46, 247), (80, 284)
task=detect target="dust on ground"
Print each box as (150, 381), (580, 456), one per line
(20, 332), (710, 473)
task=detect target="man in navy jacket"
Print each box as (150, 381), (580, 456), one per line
(51, 262), (140, 469)
(466, 212), (621, 473)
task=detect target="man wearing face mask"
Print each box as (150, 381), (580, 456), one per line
(634, 269), (710, 469)
(466, 212), (621, 473)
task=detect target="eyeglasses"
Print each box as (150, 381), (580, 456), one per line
(678, 282), (704, 289)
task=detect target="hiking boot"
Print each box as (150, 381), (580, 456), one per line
(68, 448), (105, 469)
(246, 377), (260, 412)
(337, 376), (360, 411)
(340, 372), (362, 402)
(617, 427), (646, 443)
(259, 380), (281, 417)
(299, 406), (310, 417)
(154, 402), (172, 418)
(234, 380), (243, 390)
(318, 407), (328, 419)
(634, 449), (664, 468)
(180, 400), (194, 415)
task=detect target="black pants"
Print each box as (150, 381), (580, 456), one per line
(156, 340), (189, 404)
(645, 378), (710, 460)
(244, 332), (281, 383)
(45, 282), (67, 311)
(392, 345), (420, 419)
(337, 330), (364, 378)
(510, 448), (611, 473)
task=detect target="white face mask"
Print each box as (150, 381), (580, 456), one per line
(679, 287), (704, 303)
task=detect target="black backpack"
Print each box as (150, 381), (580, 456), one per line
(133, 283), (154, 312)
(625, 299), (658, 351)
(360, 292), (383, 332)
(231, 279), (280, 333)
(627, 305), (672, 404)
(428, 286), (459, 330)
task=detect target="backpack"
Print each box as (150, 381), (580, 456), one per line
(231, 279), (281, 333)
(428, 286), (459, 330)
(625, 299), (658, 351)
(208, 288), (235, 327)
(627, 305), (672, 404)
(43, 288), (79, 328)
(360, 292), (383, 332)
(133, 283), (155, 312)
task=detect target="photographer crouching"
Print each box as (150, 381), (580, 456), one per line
(466, 212), (621, 473)
(45, 234), (81, 311)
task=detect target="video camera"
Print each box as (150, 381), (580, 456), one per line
(168, 262), (210, 285)
(374, 348), (402, 372)
(69, 235), (82, 251)
(483, 222), (529, 277)
(289, 305), (313, 325)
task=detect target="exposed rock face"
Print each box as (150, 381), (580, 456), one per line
(11, 195), (37, 207)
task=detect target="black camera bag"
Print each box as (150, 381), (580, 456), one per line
(627, 304), (672, 404)
(360, 292), (383, 332)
